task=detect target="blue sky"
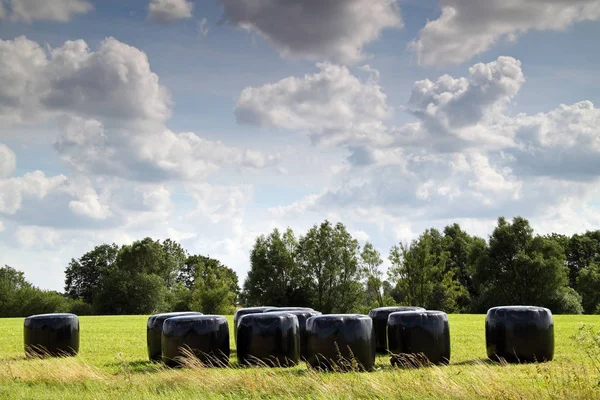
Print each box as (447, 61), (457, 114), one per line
(1, 0), (600, 291)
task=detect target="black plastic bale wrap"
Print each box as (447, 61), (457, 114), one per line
(161, 315), (230, 367)
(265, 309), (322, 359)
(368, 306), (425, 353)
(263, 307), (315, 313)
(24, 313), (80, 357)
(486, 306), (554, 363)
(147, 312), (202, 362)
(233, 307), (274, 344)
(236, 312), (300, 367)
(305, 314), (376, 372)
(387, 310), (450, 367)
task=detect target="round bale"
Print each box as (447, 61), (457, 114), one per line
(486, 306), (554, 363)
(388, 310), (450, 367)
(236, 312), (299, 367)
(265, 309), (321, 359)
(161, 315), (229, 367)
(233, 306), (274, 344)
(147, 311), (202, 362)
(368, 306), (425, 353)
(263, 307), (314, 313)
(305, 314), (375, 372)
(24, 313), (79, 357)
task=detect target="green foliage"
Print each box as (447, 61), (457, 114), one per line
(7, 216), (599, 318)
(188, 255), (239, 314)
(296, 221), (363, 313)
(361, 242), (384, 307)
(61, 237), (238, 316)
(548, 286), (584, 314)
(242, 228), (309, 307)
(68, 299), (94, 315)
(0, 266), (74, 317)
(566, 232), (600, 288)
(577, 262), (600, 314)
(64, 243), (119, 304)
(473, 217), (575, 313)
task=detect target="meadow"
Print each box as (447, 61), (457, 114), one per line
(0, 314), (599, 399)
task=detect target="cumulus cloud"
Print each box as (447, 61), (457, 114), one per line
(262, 55), (600, 236)
(3, 0), (93, 22)
(412, 0), (600, 66)
(219, 0), (402, 63)
(44, 37), (172, 122)
(394, 56), (525, 152)
(0, 171), (69, 215)
(0, 36), (171, 124)
(0, 36), (49, 124)
(54, 116), (275, 182)
(407, 57), (524, 129)
(148, 0), (193, 23)
(0, 36), (277, 182)
(235, 63), (392, 147)
(68, 193), (111, 220)
(15, 225), (61, 248)
(0, 144), (16, 178)
(510, 101), (600, 179)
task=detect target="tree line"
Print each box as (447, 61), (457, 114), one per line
(1, 238), (239, 317)
(1, 216), (599, 317)
(242, 217), (599, 315)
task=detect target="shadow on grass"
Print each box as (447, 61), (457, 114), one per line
(451, 358), (495, 366)
(105, 360), (166, 374)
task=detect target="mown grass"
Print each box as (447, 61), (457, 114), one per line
(0, 314), (599, 399)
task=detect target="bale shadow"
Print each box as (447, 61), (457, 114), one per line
(451, 358), (495, 366)
(104, 360), (165, 374)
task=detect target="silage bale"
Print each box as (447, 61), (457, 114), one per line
(161, 315), (229, 367)
(236, 312), (300, 367)
(233, 306), (274, 344)
(24, 313), (80, 357)
(368, 306), (425, 353)
(265, 309), (322, 359)
(387, 310), (450, 367)
(147, 311), (202, 362)
(486, 305), (554, 363)
(305, 314), (375, 372)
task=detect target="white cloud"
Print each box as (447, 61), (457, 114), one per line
(235, 63), (392, 147)
(0, 36), (48, 125)
(0, 36), (277, 182)
(44, 37), (172, 122)
(187, 183), (253, 225)
(148, 0), (193, 23)
(264, 55), (600, 238)
(510, 101), (600, 179)
(15, 225), (61, 248)
(0, 219), (4, 232)
(54, 116), (275, 182)
(166, 227), (197, 242)
(0, 36), (171, 124)
(412, 0), (600, 66)
(69, 193), (111, 220)
(352, 229), (369, 242)
(0, 144), (16, 178)
(4, 0), (93, 22)
(407, 56), (524, 129)
(0, 171), (69, 215)
(219, 0), (402, 63)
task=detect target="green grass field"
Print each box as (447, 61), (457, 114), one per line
(1, 314), (599, 399)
